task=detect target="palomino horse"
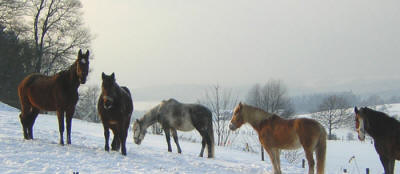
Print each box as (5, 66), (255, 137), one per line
(355, 107), (400, 174)
(133, 98), (215, 158)
(18, 49), (89, 145)
(98, 73), (133, 156)
(229, 103), (326, 174)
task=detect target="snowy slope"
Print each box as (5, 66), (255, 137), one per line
(2, 102), (400, 173)
(0, 105), (304, 174)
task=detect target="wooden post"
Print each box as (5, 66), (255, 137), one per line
(261, 145), (264, 161)
(366, 168), (369, 174)
(302, 159), (305, 168)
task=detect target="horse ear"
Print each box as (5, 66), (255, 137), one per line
(85, 50), (90, 58)
(102, 72), (106, 80)
(354, 107), (359, 114)
(78, 49), (83, 57)
(111, 72), (115, 80)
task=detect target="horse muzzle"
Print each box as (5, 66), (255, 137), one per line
(134, 137), (142, 145)
(103, 96), (114, 109)
(357, 131), (365, 141)
(79, 78), (86, 84)
(104, 103), (112, 110)
(229, 123), (237, 131)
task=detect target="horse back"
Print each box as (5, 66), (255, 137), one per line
(120, 86), (133, 113)
(18, 73), (67, 111)
(257, 117), (325, 149)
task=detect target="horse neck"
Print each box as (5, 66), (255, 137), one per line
(243, 106), (275, 132)
(364, 114), (385, 139)
(59, 62), (80, 89)
(141, 109), (159, 129)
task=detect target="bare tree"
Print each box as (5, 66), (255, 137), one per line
(199, 85), (238, 146)
(246, 79), (294, 118)
(74, 85), (100, 123)
(0, 0), (25, 25)
(312, 95), (351, 140)
(27, 0), (92, 74)
(246, 79), (294, 160)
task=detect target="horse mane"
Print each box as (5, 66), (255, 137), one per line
(241, 104), (277, 127)
(360, 107), (400, 137)
(54, 60), (79, 85)
(242, 104), (275, 118)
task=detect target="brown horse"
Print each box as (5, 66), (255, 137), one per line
(18, 49), (89, 145)
(98, 72), (133, 156)
(354, 107), (400, 174)
(229, 103), (326, 174)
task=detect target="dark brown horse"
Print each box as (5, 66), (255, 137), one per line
(355, 107), (400, 174)
(229, 103), (326, 174)
(98, 72), (133, 156)
(18, 49), (89, 145)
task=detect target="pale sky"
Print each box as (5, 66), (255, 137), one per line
(80, 0), (400, 98)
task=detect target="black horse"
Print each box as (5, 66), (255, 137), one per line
(98, 72), (133, 156)
(355, 107), (400, 174)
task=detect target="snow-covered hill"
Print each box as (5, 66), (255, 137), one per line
(1, 102), (398, 173)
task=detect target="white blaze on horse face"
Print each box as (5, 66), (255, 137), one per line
(80, 59), (86, 64)
(356, 117), (365, 141)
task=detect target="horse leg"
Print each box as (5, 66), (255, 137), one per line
(304, 148), (315, 174)
(389, 159), (395, 174)
(111, 129), (120, 151)
(119, 129), (128, 156)
(265, 147), (281, 174)
(18, 90), (31, 140)
(199, 138), (206, 157)
(163, 128), (172, 152)
(171, 129), (182, 154)
(65, 108), (75, 144)
(205, 132), (213, 158)
(274, 149), (281, 173)
(27, 108), (39, 139)
(56, 110), (65, 145)
(379, 155), (392, 174)
(103, 125), (110, 151)
(19, 110), (30, 140)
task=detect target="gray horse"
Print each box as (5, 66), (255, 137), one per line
(133, 98), (215, 158)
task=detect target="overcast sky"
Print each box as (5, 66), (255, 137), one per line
(80, 0), (400, 98)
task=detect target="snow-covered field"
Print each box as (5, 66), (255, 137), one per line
(0, 102), (398, 173)
(0, 102), (301, 174)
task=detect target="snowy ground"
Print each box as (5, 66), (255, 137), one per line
(1, 101), (398, 173)
(0, 103), (302, 174)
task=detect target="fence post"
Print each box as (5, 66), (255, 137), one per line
(366, 168), (369, 174)
(302, 159), (305, 168)
(261, 145), (264, 161)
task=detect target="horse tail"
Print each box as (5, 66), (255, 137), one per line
(208, 116), (215, 158)
(18, 74), (38, 111)
(316, 125), (327, 174)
